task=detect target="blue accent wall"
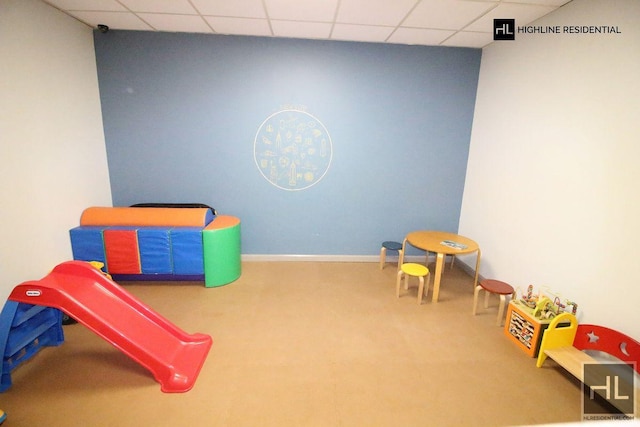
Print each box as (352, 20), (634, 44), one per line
(94, 31), (481, 255)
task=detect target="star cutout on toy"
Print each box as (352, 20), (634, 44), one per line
(587, 331), (599, 343)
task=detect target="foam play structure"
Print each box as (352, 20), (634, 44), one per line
(0, 261), (212, 393)
(69, 206), (241, 287)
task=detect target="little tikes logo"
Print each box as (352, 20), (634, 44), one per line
(494, 19), (515, 40)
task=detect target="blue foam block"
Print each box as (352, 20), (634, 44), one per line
(170, 228), (204, 274)
(137, 228), (172, 274)
(69, 226), (106, 264)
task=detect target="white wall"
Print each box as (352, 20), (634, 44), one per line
(460, 0), (640, 338)
(0, 0), (112, 304)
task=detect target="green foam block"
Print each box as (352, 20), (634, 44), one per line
(203, 220), (241, 287)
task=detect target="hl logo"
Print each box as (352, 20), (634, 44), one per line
(583, 362), (635, 419)
(494, 19), (515, 41)
(590, 374), (629, 400)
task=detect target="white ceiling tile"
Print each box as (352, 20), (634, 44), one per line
(387, 27), (455, 45)
(119, 0), (198, 14)
(265, 0), (338, 22)
(42, 0), (569, 48)
(441, 31), (494, 48)
(43, 0), (126, 11)
(331, 24), (395, 43)
(403, 0), (497, 30)
(465, 3), (557, 32)
(271, 21), (333, 39)
(191, 0), (266, 18)
(336, 0), (417, 26)
(205, 17), (272, 37)
(138, 13), (212, 33)
(67, 11), (153, 30)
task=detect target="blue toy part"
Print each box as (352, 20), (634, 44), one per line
(137, 227), (173, 274)
(170, 228), (204, 274)
(0, 301), (64, 392)
(69, 226), (106, 265)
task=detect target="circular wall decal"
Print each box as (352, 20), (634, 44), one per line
(254, 109), (333, 191)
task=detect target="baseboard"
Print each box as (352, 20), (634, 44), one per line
(240, 254), (481, 281)
(241, 254), (426, 263)
(242, 254), (376, 262)
(453, 257), (484, 281)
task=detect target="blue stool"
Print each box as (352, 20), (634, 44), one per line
(380, 241), (403, 270)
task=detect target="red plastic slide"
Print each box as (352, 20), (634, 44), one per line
(8, 261), (212, 393)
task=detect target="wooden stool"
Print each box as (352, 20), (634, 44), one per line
(396, 263), (430, 305)
(473, 279), (515, 326)
(380, 241), (403, 270)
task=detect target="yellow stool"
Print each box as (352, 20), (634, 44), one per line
(472, 279), (515, 326)
(379, 241), (403, 270)
(396, 263), (430, 305)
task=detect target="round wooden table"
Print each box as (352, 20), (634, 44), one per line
(401, 231), (481, 303)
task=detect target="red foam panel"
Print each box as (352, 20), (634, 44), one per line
(103, 229), (141, 274)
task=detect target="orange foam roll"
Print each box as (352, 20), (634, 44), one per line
(80, 207), (214, 227)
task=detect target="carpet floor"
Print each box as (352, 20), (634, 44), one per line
(1, 261), (595, 426)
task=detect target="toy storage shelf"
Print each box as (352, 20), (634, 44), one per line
(504, 301), (556, 357)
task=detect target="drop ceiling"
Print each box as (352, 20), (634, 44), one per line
(42, 0), (572, 49)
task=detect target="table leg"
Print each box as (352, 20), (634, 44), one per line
(432, 252), (445, 303)
(473, 249), (481, 289)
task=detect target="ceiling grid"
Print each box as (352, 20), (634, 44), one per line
(43, 0), (572, 48)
